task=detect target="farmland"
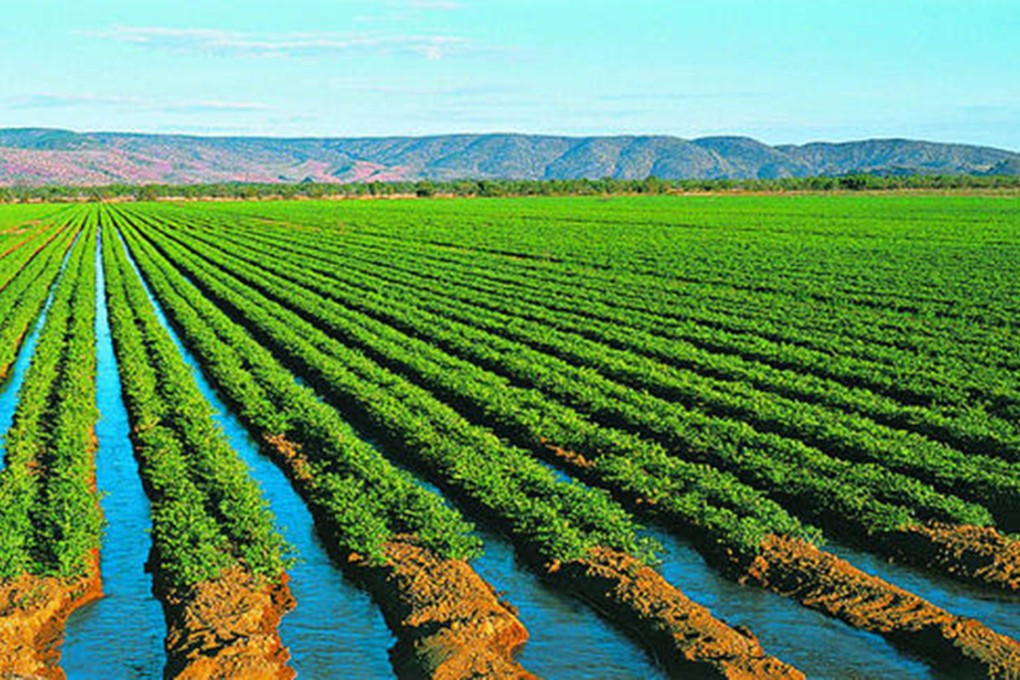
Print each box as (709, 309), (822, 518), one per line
(0, 193), (1019, 678)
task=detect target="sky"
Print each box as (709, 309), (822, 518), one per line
(1, 0), (1017, 148)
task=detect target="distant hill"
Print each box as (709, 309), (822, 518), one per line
(0, 128), (1016, 186)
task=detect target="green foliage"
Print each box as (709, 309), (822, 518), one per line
(0, 212), (102, 581)
(115, 205), (655, 564)
(2, 172), (1020, 204)
(6, 191), (1014, 588)
(101, 219), (291, 588)
(112, 193), (1020, 564)
(115, 214), (483, 562)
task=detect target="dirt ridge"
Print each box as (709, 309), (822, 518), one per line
(548, 547), (803, 679)
(353, 537), (534, 680)
(265, 433), (533, 679)
(884, 523), (1020, 594)
(159, 567), (295, 680)
(746, 535), (1020, 678)
(0, 555), (102, 680)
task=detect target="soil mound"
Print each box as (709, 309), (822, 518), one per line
(0, 560), (101, 679)
(161, 568), (295, 679)
(747, 535), (1020, 678)
(265, 434), (533, 678)
(888, 523), (1020, 593)
(550, 547), (804, 679)
(356, 537), (533, 679)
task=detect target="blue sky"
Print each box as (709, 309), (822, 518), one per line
(1, 0), (1017, 148)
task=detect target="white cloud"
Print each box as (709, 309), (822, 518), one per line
(90, 26), (470, 60)
(406, 0), (464, 9)
(11, 94), (143, 109)
(162, 100), (274, 114)
(8, 93), (273, 115)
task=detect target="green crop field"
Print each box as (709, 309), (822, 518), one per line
(1, 194), (1018, 679)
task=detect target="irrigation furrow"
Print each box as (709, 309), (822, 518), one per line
(115, 207), (805, 679)
(119, 207), (1020, 678)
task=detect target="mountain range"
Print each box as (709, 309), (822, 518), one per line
(0, 128), (1017, 186)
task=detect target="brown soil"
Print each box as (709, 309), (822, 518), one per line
(160, 568), (295, 680)
(0, 554), (102, 680)
(544, 442), (1020, 601)
(264, 434), (532, 679)
(745, 535), (1020, 678)
(884, 523), (1020, 594)
(0, 328), (31, 383)
(547, 547), (803, 679)
(262, 434), (314, 485)
(353, 537), (533, 680)
(544, 440), (1020, 672)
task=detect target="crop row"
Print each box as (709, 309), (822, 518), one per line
(0, 217), (81, 381)
(115, 203), (1020, 677)
(312, 197), (1018, 327)
(129, 210), (1014, 568)
(101, 217), (303, 675)
(245, 220), (1020, 449)
(122, 209), (815, 556)
(106, 208), (538, 676)
(0, 211), (102, 678)
(177, 207), (1020, 464)
(274, 234), (1020, 519)
(101, 220), (289, 588)
(115, 210), (650, 563)
(107, 206), (482, 563)
(0, 219), (100, 580)
(107, 208), (808, 676)
(346, 226), (1020, 373)
(0, 217), (64, 293)
(183, 216), (1020, 509)
(305, 222), (1018, 370)
(205, 199), (1020, 381)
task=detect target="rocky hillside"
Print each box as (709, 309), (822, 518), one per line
(0, 128), (1016, 186)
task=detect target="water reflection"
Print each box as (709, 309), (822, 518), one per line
(63, 232), (165, 678)
(120, 231), (396, 678)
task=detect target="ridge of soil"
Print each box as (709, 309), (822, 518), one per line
(884, 523), (1020, 594)
(544, 440), (1020, 673)
(352, 537), (534, 680)
(0, 553), (102, 680)
(544, 442), (1020, 599)
(547, 547), (804, 679)
(264, 433), (533, 679)
(159, 567), (295, 680)
(745, 535), (1020, 678)
(0, 437), (103, 679)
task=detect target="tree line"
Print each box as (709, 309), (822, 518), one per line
(1, 173), (1019, 203)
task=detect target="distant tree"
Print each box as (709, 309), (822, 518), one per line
(838, 175), (870, 191)
(137, 185), (159, 202)
(476, 180), (503, 197)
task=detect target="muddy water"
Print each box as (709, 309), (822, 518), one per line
(62, 233), (165, 678)
(119, 234), (396, 678)
(646, 526), (945, 680)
